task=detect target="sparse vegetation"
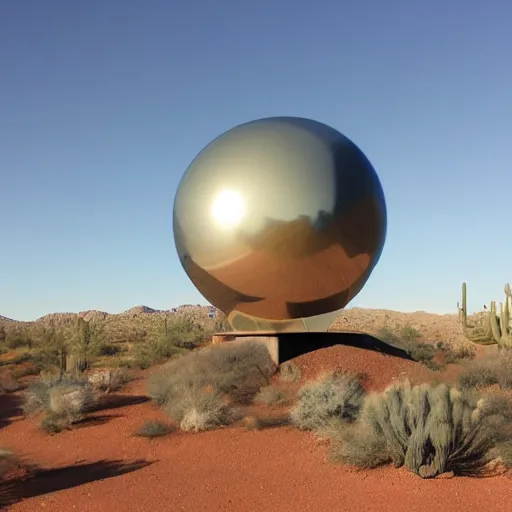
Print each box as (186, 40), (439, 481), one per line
(291, 372), (365, 431)
(148, 341), (276, 431)
(330, 380), (512, 478)
(377, 325), (475, 370)
(23, 374), (97, 433)
(177, 389), (234, 432)
(88, 368), (133, 393)
(0, 308), (216, 383)
(0, 449), (16, 481)
(243, 414), (291, 430)
(0, 374), (21, 393)
(133, 337), (185, 370)
(254, 385), (287, 405)
(279, 361), (302, 382)
(458, 353), (512, 390)
(135, 420), (175, 438)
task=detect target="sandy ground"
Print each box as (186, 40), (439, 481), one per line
(1, 310), (510, 511)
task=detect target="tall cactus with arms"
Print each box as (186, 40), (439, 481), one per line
(458, 282), (512, 348)
(457, 282), (496, 344)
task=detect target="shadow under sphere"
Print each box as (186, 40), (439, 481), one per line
(173, 117), (387, 332)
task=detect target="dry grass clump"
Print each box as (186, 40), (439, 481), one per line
(331, 380), (512, 478)
(442, 340), (476, 363)
(279, 361), (302, 382)
(147, 341), (276, 432)
(291, 372), (365, 432)
(243, 414), (291, 430)
(0, 449), (15, 478)
(458, 352), (512, 390)
(177, 389), (233, 432)
(87, 368), (133, 393)
(135, 420), (175, 438)
(378, 325), (475, 370)
(254, 385), (287, 406)
(23, 374), (96, 433)
(0, 374), (21, 394)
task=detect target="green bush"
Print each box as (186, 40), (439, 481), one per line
(133, 339), (185, 369)
(377, 327), (401, 346)
(163, 317), (209, 349)
(406, 343), (441, 369)
(399, 325), (422, 342)
(291, 372), (365, 431)
(332, 380), (512, 478)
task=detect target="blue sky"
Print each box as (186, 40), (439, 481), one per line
(1, 0), (511, 321)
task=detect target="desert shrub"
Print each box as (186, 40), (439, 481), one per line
(23, 374), (96, 433)
(148, 341), (276, 431)
(458, 353), (512, 390)
(291, 372), (365, 431)
(254, 385), (286, 405)
(459, 360), (499, 389)
(148, 340), (276, 407)
(279, 361), (302, 382)
(88, 368), (132, 393)
(91, 343), (122, 357)
(495, 440), (512, 468)
(379, 326), (444, 369)
(243, 414), (291, 430)
(399, 325), (422, 342)
(163, 317), (209, 349)
(5, 337), (26, 350)
(377, 327), (401, 346)
(133, 339), (185, 370)
(332, 380), (512, 478)
(0, 375), (21, 394)
(442, 341), (476, 363)
(12, 363), (41, 379)
(0, 449), (16, 479)
(406, 343), (437, 365)
(168, 387), (233, 432)
(135, 420), (175, 438)
(4, 328), (34, 350)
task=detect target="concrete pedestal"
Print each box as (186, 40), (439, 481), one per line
(212, 331), (411, 365)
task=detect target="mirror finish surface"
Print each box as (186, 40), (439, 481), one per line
(173, 117), (387, 332)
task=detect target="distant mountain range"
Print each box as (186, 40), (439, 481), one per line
(0, 304), (212, 325)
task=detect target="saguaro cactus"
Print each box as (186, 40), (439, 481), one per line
(67, 316), (90, 374)
(163, 317), (168, 340)
(457, 282), (496, 345)
(488, 284), (512, 349)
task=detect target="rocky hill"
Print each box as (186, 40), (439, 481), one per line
(0, 304), (472, 349)
(0, 305), (218, 345)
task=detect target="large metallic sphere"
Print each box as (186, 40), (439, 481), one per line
(173, 117), (387, 333)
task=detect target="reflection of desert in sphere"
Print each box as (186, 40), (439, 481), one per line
(173, 117), (387, 332)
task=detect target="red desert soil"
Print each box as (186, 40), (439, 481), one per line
(1, 339), (510, 512)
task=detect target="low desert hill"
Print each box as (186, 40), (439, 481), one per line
(1, 305), (466, 343)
